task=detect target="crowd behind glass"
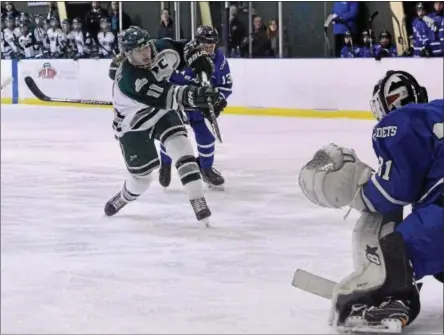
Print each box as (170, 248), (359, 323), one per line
(1, 1), (443, 60)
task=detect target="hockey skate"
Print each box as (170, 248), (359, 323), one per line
(201, 167), (225, 190)
(159, 163), (172, 188)
(104, 191), (129, 216)
(337, 299), (412, 334)
(190, 197), (211, 227)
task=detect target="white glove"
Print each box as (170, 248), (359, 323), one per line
(298, 144), (373, 209)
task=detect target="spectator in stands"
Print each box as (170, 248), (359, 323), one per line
(3, 2), (20, 19)
(227, 4), (245, 58)
(412, 2), (432, 57)
(46, 2), (58, 21)
(108, 1), (131, 34)
(85, 1), (108, 37)
(373, 30), (397, 60)
(267, 19), (289, 57)
(157, 8), (182, 39)
(331, 1), (359, 57)
(241, 15), (272, 58)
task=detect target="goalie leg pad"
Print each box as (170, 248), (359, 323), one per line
(332, 210), (420, 327)
(330, 212), (388, 324)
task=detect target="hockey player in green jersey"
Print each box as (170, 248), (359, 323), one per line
(104, 26), (224, 225)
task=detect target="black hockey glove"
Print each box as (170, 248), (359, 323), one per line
(420, 47), (431, 58)
(184, 41), (215, 79)
(201, 95), (227, 118)
(182, 86), (220, 109)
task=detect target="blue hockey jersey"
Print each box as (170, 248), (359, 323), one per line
(373, 44), (397, 58)
(362, 99), (444, 214)
(427, 12), (444, 56)
(169, 47), (233, 101)
(340, 45), (360, 58)
(412, 17), (430, 56)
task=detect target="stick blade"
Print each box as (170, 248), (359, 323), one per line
(291, 269), (336, 300)
(24, 76), (50, 101)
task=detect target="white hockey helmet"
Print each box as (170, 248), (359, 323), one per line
(370, 70), (428, 121)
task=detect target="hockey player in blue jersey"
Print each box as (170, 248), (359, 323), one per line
(158, 26), (232, 189)
(412, 2), (431, 57)
(298, 70), (443, 333)
(340, 31), (360, 58)
(426, 1), (444, 56)
(373, 30), (397, 59)
(356, 30), (373, 57)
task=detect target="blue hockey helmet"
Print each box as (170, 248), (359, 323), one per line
(196, 25), (219, 55)
(196, 25), (219, 45)
(370, 70), (428, 121)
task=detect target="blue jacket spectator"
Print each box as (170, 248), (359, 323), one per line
(331, 1), (359, 57)
(332, 1), (359, 34)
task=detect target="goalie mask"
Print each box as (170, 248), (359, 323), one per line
(370, 70), (428, 121)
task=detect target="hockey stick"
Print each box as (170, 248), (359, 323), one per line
(24, 76), (112, 105)
(1, 77), (13, 90)
(200, 72), (223, 144)
(291, 269), (336, 300)
(368, 11), (379, 57)
(323, 14), (334, 57)
(391, 9), (407, 54)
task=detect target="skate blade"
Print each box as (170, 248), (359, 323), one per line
(201, 218), (211, 228)
(206, 183), (225, 191)
(337, 319), (403, 334)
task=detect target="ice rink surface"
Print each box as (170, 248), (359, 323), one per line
(1, 105), (442, 334)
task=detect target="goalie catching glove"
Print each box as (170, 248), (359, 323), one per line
(298, 144), (374, 211)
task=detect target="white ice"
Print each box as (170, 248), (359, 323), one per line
(1, 105), (442, 334)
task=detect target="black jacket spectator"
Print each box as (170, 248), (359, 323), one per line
(267, 19), (290, 57)
(108, 1), (131, 33)
(4, 2), (20, 18)
(85, 1), (108, 36)
(46, 2), (59, 21)
(157, 8), (182, 39)
(227, 5), (246, 56)
(241, 16), (272, 58)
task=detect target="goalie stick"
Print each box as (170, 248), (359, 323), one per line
(24, 76), (112, 106)
(200, 72), (223, 144)
(291, 268), (336, 299)
(1, 77), (13, 90)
